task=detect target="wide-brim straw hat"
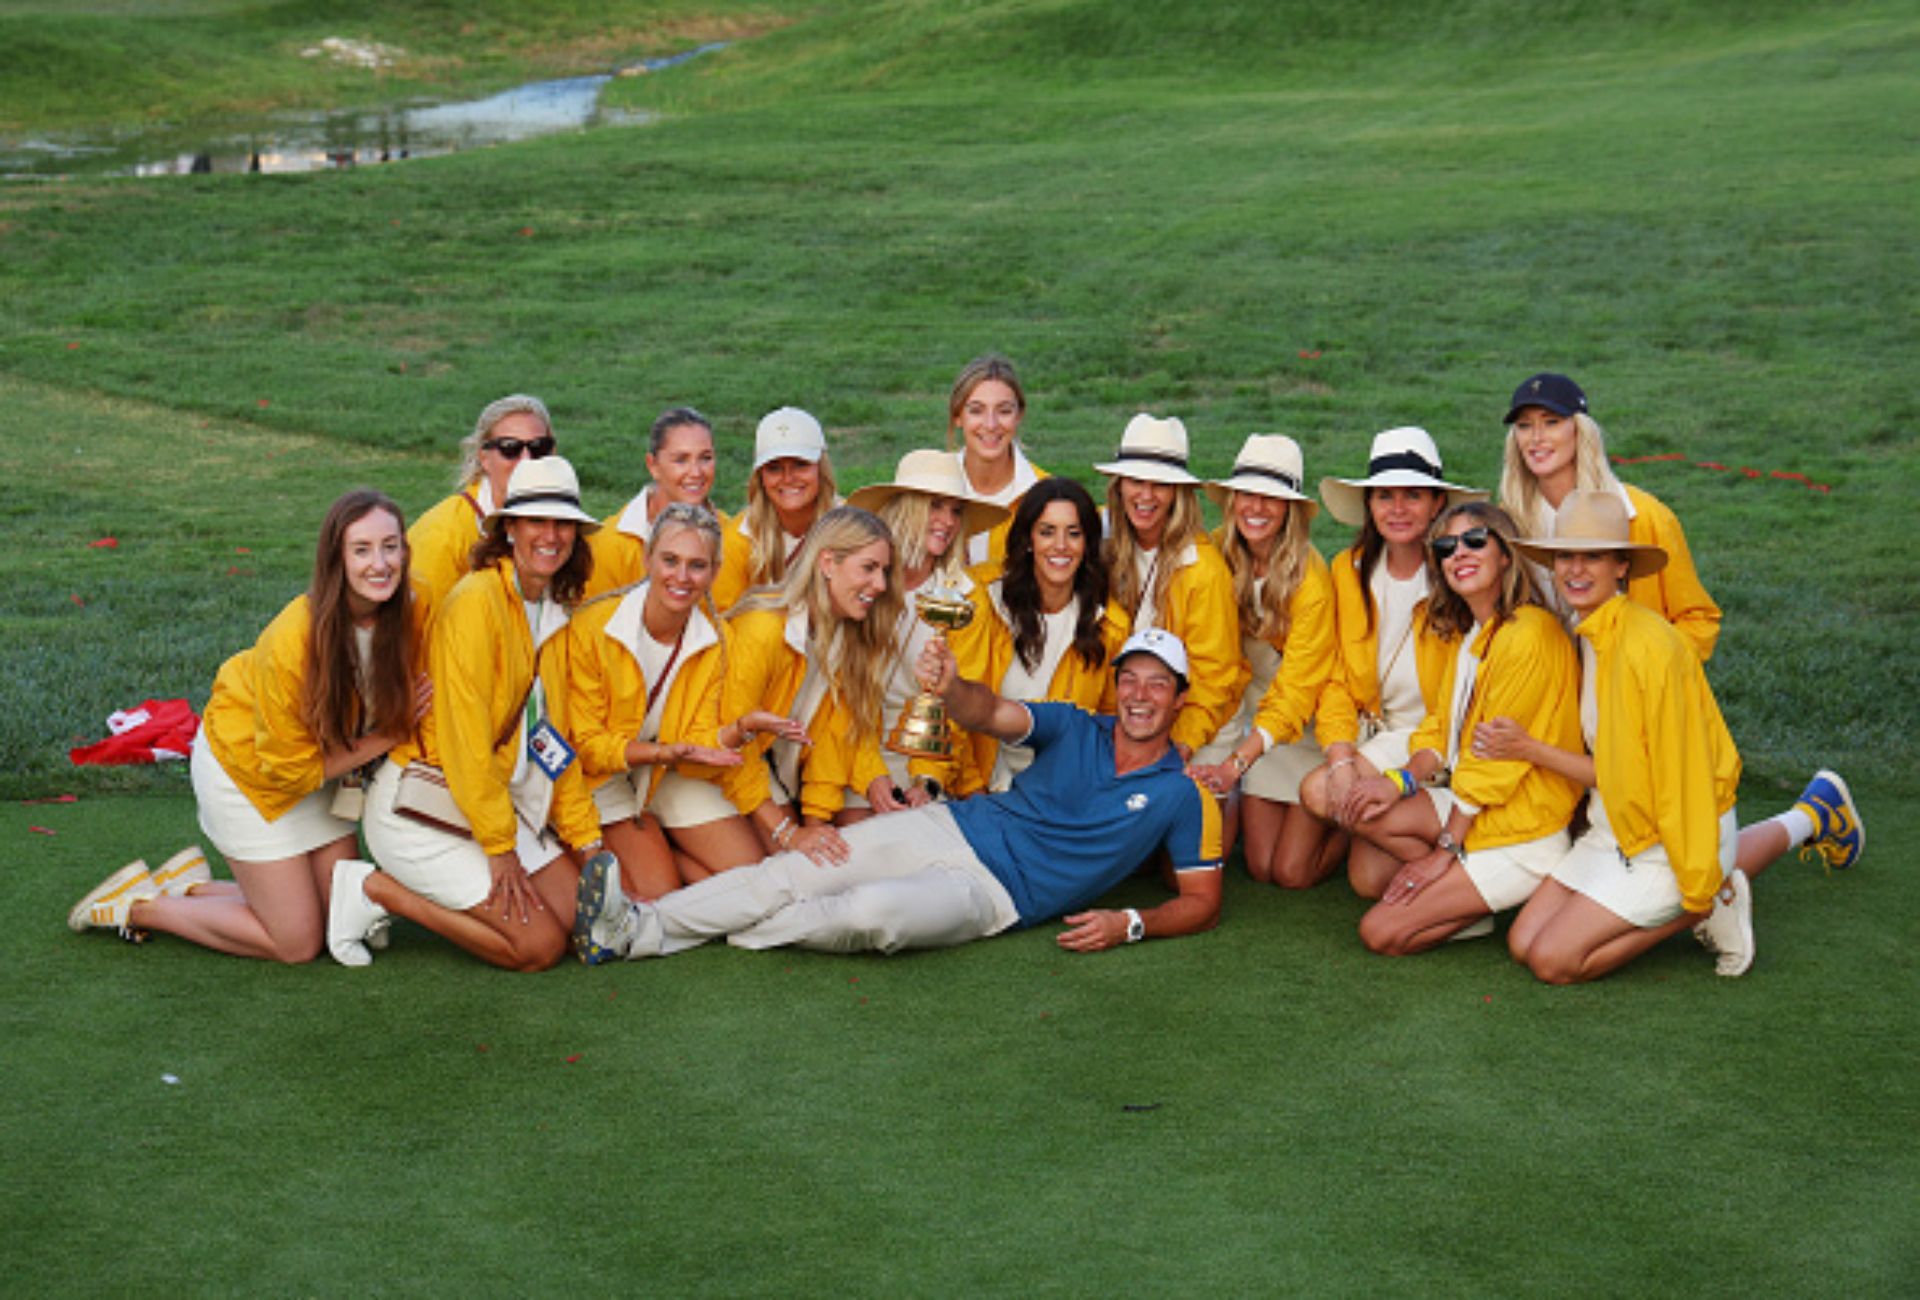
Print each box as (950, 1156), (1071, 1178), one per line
(497, 455), (599, 529)
(1513, 489), (1667, 580)
(1094, 414), (1202, 486)
(1318, 426), (1486, 528)
(753, 406), (827, 470)
(846, 448), (1010, 535)
(1205, 434), (1318, 519)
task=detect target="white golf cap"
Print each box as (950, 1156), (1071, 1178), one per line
(753, 406), (827, 470)
(1114, 627), (1191, 687)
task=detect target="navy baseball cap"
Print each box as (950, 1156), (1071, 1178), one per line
(1504, 373), (1589, 424)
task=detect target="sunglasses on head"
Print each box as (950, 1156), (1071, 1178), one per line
(1431, 526), (1495, 561)
(483, 434), (556, 460)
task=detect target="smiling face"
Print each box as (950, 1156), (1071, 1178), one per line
(1119, 476), (1177, 550)
(1230, 490), (1289, 552)
(1367, 485), (1445, 548)
(341, 507), (407, 621)
(760, 456), (822, 531)
(1030, 499), (1087, 596)
(647, 422), (716, 508)
(479, 410), (553, 504)
(1113, 654), (1183, 744)
(508, 515), (577, 600)
(821, 537), (892, 622)
(956, 378), (1023, 468)
(1435, 515), (1508, 613)
(1511, 405), (1579, 493)
(645, 522), (717, 618)
(1553, 549), (1630, 616)
(922, 495), (964, 562)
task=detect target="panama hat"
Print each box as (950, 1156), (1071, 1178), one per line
(753, 406), (827, 471)
(1205, 434), (1318, 519)
(1513, 490), (1667, 579)
(1318, 426), (1486, 528)
(497, 455), (598, 529)
(1094, 414), (1202, 486)
(846, 449), (1011, 536)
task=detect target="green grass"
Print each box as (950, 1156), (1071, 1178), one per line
(3, 0), (1917, 1294)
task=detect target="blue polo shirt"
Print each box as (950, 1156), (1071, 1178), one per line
(946, 702), (1223, 927)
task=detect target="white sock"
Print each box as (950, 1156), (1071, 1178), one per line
(1769, 807), (1815, 848)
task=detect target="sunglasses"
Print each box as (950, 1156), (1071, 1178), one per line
(1431, 526), (1496, 561)
(483, 435), (556, 460)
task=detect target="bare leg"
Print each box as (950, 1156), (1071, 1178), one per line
(833, 806), (876, 828)
(124, 834), (357, 963)
(667, 813), (768, 879)
(601, 814), (680, 901)
(1270, 804), (1346, 889)
(1347, 840), (1404, 900)
(1345, 796), (1442, 899)
(1239, 794), (1280, 883)
(1358, 862), (1492, 955)
(1735, 820), (1791, 880)
(362, 868), (570, 972)
(1508, 878), (1696, 984)
(1218, 789), (1243, 861)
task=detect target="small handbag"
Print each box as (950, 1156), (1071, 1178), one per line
(393, 762), (471, 837)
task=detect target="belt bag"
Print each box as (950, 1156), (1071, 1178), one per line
(393, 762), (472, 838)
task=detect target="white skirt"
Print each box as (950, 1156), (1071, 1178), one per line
(362, 760), (565, 912)
(1551, 806), (1739, 929)
(1194, 726), (1324, 804)
(593, 767), (740, 829)
(191, 729), (354, 863)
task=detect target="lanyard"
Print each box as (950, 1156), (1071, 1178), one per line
(644, 631), (686, 720)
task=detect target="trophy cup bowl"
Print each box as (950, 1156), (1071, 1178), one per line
(885, 589), (976, 758)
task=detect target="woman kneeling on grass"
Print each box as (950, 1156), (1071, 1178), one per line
(1346, 503), (1583, 953)
(68, 489), (430, 961)
(332, 457), (612, 971)
(565, 503), (793, 897)
(1188, 435), (1339, 886)
(1500, 492), (1863, 982)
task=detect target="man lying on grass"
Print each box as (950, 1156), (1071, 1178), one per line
(573, 628), (1223, 961)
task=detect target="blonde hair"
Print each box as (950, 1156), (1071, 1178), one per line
(1498, 411), (1625, 536)
(876, 491), (968, 588)
(731, 506), (901, 742)
(741, 453), (839, 589)
(1213, 493), (1314, 644)
(1105, 479), (1209, 624)
(647, 502), (729, 681)
(454, 394), (552, 489)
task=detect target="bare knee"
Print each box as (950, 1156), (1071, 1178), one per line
(1524, 942), (1586, 986)
(269, 931), (324, 965)
(1357, 907), (1407, 956)
(1299, 768), (1330, 820)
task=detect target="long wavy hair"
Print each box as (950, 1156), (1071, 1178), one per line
(470, 513), (593, 606)
(303, 489), (416, 753)
(1001, 478), (1110, 675)
(1498, 411), (1625, 536)
(945, 352), (1027, 450)
(1104, 478), (1209, 625)
(1346, 484), (1446, 637)
(1422, 502), (1543, 641)
(731, 506), (902, 741)
(1213, 492), (1315, 645)
(740, 453), (839, 590)
(876, 491), (969, 589)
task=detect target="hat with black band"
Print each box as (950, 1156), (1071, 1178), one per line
(1318, 426), (1486, 528)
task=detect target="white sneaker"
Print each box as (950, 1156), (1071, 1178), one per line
(68, 861), (159, 939)
(150, 847), (211, 896)
(328, 859), (389, 968)
(1448, 916), (1496, 942)
(1694, 871), (1754, 978)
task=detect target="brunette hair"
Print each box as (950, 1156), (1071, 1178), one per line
(650, 406), (713, 457)
(1346, 484), (1446, 637)
(1213, 491), (1315, 645)
(1001, 478), (1110, 675)
(945, 353), (1027, 450)
(469, 513), (593, 606)
(1104, 477), (1209, 624)
(1422, 502), (1543, 640)
(731, 507), (902, 741)
(302, 489), (416, 753)
(740, 453), (839, 590)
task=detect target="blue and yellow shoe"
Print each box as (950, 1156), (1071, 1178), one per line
(572, 850), (631, 965)
(1795, 770), (1863, 872)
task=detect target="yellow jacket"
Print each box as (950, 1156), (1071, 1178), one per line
(962, 451), (1050, 575)
(204, 590), (432, 821)
(407, 485), (488, 610)
(560, 584), (733, 805)
(948, 578), (1130, 795)
(1580, 594), (1741, 913)
(1409, 606), (1583, 851)
(390, 560), (600, 857)
(1624, 483), (1721, 662)
(1245, 548), (1338, 749)
(1317, 545), (1453, 747)
(581, 490), (732, 600)
(1119, 538), (1240, 753)
(719, 606), (888, 821)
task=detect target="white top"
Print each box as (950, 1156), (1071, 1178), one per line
(1372, 561), (1429, 730)
(989, 596), (1081, 792)
(1440, 622), (1484, 817)
(771, 607), (831, 801)
(957, 445), (1041, 566)
(352, 624), (377, 724)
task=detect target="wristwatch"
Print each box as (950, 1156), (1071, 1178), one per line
(1124, 908), (1145, 944)
(1435, 831), (1467, 864)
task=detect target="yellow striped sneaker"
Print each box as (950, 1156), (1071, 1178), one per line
(67, 861), (160, 940)
(150, 847), (211, 896)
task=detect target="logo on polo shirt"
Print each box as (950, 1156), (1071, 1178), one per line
(1127, 793), (1148, 812)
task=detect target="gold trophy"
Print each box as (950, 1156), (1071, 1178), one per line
(886, 587), (975, 758)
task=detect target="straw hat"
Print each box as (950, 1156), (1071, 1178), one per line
(846, 449), (1011, 536)
(1318, 426), (1486, 527)
(1094, 414), (1202, 486)
(753, 407), (827, 470)
(497, 455), (598, 529)
(1205, 434), (1318, 518)
(1513, 490), (1667, 579)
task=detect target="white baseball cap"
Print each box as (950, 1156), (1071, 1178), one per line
(753, 406), (827, 470)
(1114, 627), (1190, 690)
